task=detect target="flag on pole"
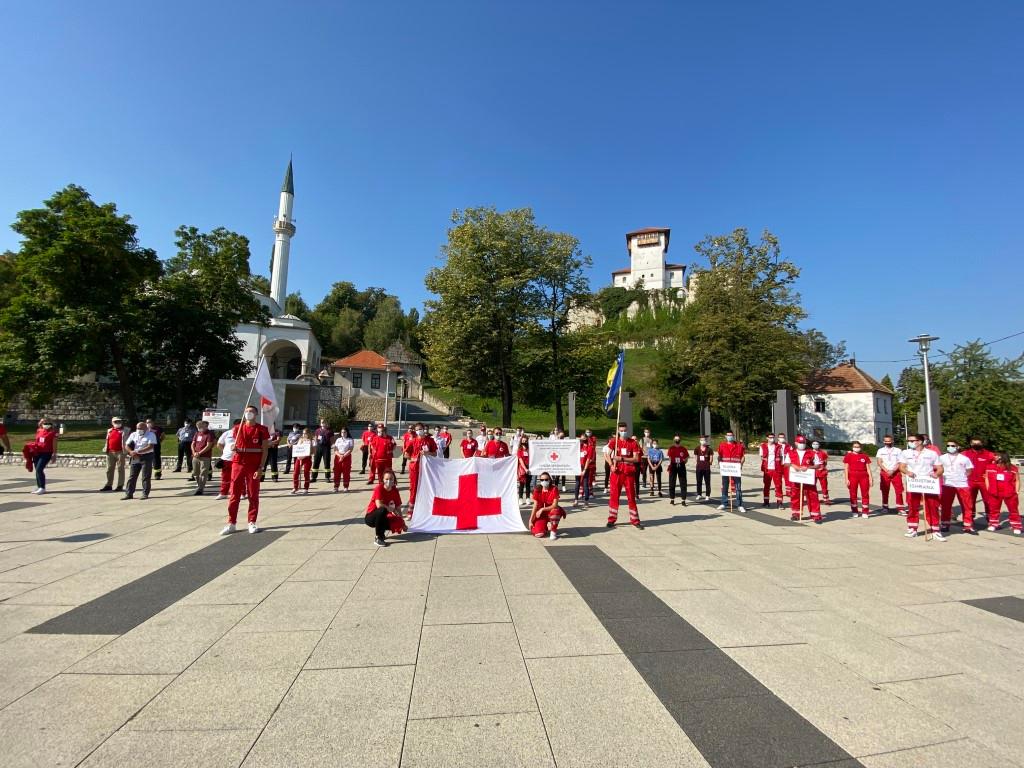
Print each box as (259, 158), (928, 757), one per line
(409, 456), (525, 534)
(253, 356), (279, 428)
(603, 350), (625, 412)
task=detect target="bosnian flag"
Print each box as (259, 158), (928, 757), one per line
(409, 456), (525, 534)
(253, 356), (279, 428)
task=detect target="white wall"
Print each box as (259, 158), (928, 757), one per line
(798, 391), (894, 444)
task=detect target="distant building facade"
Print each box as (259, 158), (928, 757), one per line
(798, 361), (894, 445)
(611, 227), (686, 294)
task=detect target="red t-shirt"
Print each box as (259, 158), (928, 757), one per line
(609, 437), (640, 475)
(407, 436), (437, 462)
(106, 427), (125, 452)
(366, 484), (402, 515)
(484, 440), (510, 458)
(460, 438), (477, 458)
(361, 429), (374, 447)
(962, 449), (996, 484)
(232, 423), (269, 465)
(35, 428), (57, 453)
(371, 434), (396, 462)
(986, 465), (1018, 498)
(532, 485), (560, 509)
(192, 431), (214, 456)
(667, 445), (689, 466)
(402, 431), (416, 450)
(844, 452), (872, 475)
(579, 443), (595, 470)
(0, 424), (7, 437)
(717, 442), (744, 462)
(785, 447), (815, 468)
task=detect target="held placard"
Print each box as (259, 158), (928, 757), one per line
(718, 461), (743, 478)
(202, 409), (231, 431)
(788, 466), (816, 485)
(907, 476), (940, 495)
(291, 442), (311, 458)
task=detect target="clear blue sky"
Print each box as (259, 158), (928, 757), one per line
(4, 1), (1022, 380)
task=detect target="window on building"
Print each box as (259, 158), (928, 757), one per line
(352, 372), (362, 389)
(371, 373), (381, 390)
(884, 400), (889, 414)
(814, 399), (826, 413)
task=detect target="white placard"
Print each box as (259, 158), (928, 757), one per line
(788, 466), (816, 485)
(291, 442), (311, 458)
(718, 461), (743, 478)
(528, 440), (582, 476)
(202, 409), (231, 430)
(907, 476), (940, 495)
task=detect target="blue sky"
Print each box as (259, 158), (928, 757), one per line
(3, 1), (1022, 380)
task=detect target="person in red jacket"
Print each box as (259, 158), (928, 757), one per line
(484, 431), (511, 458)
(222, 405), (269, 535)
(666, 435), (689, 506)
(606, 422), (643, 529)
(716, 431), (746, 512)
(100, 416), (128, 492)
(759, 433), (784, 509)
(360, 423), (375, 475)
(843, 441), (873, 517)
(404, 422), (437, 514)
(984, 453), (1021, 534)
(370, 424), (396, 485)
(365, 470), (406, 546)
(30, 418), (59, 494)
(530, 472), (565, 540)
(516, 437), (531, 504)
(809, 440), (831, 505)
(962, 437), (997, 528)
(576, 434), (594, 507)
(460, 430), (478, 458)
(784, 436), (822, 522)
(400, 425), (416, 474)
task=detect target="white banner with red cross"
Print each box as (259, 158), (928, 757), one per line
(527, 439), (581, 476)
(409, 456), (525, 534)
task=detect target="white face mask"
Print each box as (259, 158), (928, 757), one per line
(244, 412), (256, 421)
(383, 479), (394, 489)
(777, 437), (785, 444)
(796, 442), (806, 449)
(540, 480), (550, 487)
(852, 446), (861, 453)
(908, 441), (918, 449)
(619, 430), (627, 438)
(947, 446), (958, 454)
(416, 429), (424, 437)
(726, 435), (735, 442)
(699, 439), (707, 446)
(811, 443), (820, 450)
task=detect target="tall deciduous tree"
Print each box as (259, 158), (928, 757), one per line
(0, 185), (161, 422)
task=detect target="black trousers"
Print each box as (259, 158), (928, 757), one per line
(125, 455), (154, 498)
(669, 465), (687, 500)
(263, 447), (279, 477)
(604, 463), (611, 488)
(365, 508), (389, 538)
(312, 444), (331, 480)
(648, 465), (663, 492)
(152, 441), (162, 476)
(695, 468), (711, 496)
(518, 475), (532, 499)
(175, 442), (193, 472)
(284, 446), (293, 474)
(360, 446), (369, 472)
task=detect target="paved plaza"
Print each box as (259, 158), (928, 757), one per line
(1, 460), (1023, 768)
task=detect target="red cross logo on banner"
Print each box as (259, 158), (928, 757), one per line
(548, 451), (560, 462)
(431, 472), (502, 530)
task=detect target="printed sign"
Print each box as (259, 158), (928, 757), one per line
(907, 476), (940, 495)
(718, 461), (743, 478)
(528, 440), (582, 476)
(291, 442), (311, 458)
(788, 466), (816, 485)
(202, 409), (231, 430)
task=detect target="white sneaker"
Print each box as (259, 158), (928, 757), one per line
(220, 524), (236, 535)
(987, 525), (997, 532)
(904, 529), (918, 538)
(716, 504), (726, 511)
(333, 487), (339, 493)
(737, 506), (746, 513)
(32, 488), (46, 495)
(561, 485), (567, 492)
(932, 531), (947, 541)
(344, 487), (349, 493)
(549, 531), (558, 541)
(290, 489), (298, 495)
(1013, 529), (1022, 536)
(216, 494), (227, 500)
(248, 523), (258, 534)
(303, 489), (309, 495)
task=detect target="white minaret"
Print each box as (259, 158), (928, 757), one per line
(269, 158), (296, 312)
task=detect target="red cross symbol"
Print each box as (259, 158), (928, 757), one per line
(548, 451), (560, 462)
(431, 472), (502, 530)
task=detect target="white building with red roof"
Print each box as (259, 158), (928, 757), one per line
(798, 361), (895, 445)
(610, 227), (686, 294)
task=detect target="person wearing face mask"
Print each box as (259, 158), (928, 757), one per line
(646, 440), (664, 497)
(284, 424), (301, 475)
(100, 417), (128, 493)
(27, 418), (58, 494)
(667, 435), (689, 506)
(312, 419), (334, 484)
(810, 441), (831, 505)
(583, 430), (598, 494)
(607, 422), (643, 529)
(332, 427), (355, 492)
(215, 420), (239, 499)
(984, 452), (1022, 534)
(400, 425), (416, 474)
(692, 436), (713, 501)
(190, 420), (215, 496)
(639, 429), (653, 489)
(783, 436), (822, 522)
(576, 434), (594, 507)
(517, 437), (531, 504)
(962, 438), (997, 528)
(366, 470), (406, 546)
(291, 427), (314, 494)
(476, 426), (489, 455)
(404, 422), (438, 514)
(122, 420), (157, 500)
(173, 419), (196, 474)
(484, 429), (510, 459)
(876, 435), (906, 514)
(843, 441), (873, 517)
(360, 422), (375, 475)
(221, 405), (269, 535)
(759, 433), (785, 510)
(461, 429), (478, 458)
(899, 434), (945, 539)
(530, 472), (565, 540)
(938, 441), (975, 533)
(602, 434), (614, 491)
(145, 419), (165, 480)
(716, 431), (746, 513)
(370, 424), (397, 485)
(434, 427), (450, 460)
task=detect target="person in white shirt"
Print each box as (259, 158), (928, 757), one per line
(899, 434), (945, 539)
(938, 440), (975, 534)
(332, 428), (355, 492)
(875, 436), (907, 514)
(215, 423), (238, 500)
(122, 421), (158, 500)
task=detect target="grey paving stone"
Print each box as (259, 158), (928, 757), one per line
(507, 593), (620, 658)
(177, 564), (296, 606)
(431, 546), (498, 576)
(306, 597), (425, 669)
(401, 712), (555, 768)
(79, 728), (260, 768)
(242, 537), (326, 566)
(962, 594), (1024, 623)
(581, 589), (676, 619)
(0, 550), (121, 584)
(630, 648), (769, 703)
(348, 559), (432, 602)
(892, 630), (1024, 700)
(859, 737), (1018, 768)
(901, 601), (1024, 651)
(193, 629), (323, 672)
(601, 615), (714, 653)
(496, 556), (575, 595)
(657, 589), (804, 648)
(5, 564), (159, 607)
(0, 633), (113, 708)
(287, 547), (375, 581)
(233, 579), (354, 632)
(0, 603), (73, 642)
(424, 574), (511, 625)
(613, 555), (717, 590)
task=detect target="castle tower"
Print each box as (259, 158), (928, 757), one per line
(269, 158), (296, 310)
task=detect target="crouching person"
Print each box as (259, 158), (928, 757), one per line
(365, 470), (407, 547)
(530, 472), (565, 541)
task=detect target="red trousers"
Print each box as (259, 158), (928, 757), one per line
(988, 494), (1022, 530)
(292, 457), (311, 490)
(408, 460), (422, 507)
(332, 454), (352, 490)
(762, 469), (784, 502)
(879, 471), (905, 509)
(940, 485), (974, 528)
(608, 470), (640, 524)
(372, 459), (393, 484)
(219, 461), (233, 495)
(227, 459), (260, 524)
(531, 507), (565, 536)
(789, 482), (821, 520)
(848, 473), (870, 512)
(907, 491), (940, 531)
(968, 481), (994, 523)
(816, 472), (830, 500)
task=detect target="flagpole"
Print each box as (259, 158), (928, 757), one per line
(245, 356), (263, 420)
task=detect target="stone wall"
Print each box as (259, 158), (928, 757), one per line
(6, 384), (178, 424)
(350, 396), (397, 423)
(0, 453), (184, 470)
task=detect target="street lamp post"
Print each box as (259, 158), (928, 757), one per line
(908, 334), (939, 441)
(396, 377), (406, 436)
(383, 362), (392, 432)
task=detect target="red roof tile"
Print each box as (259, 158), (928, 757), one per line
(805, 362), (893, 395)
(332, 350), (402, 372)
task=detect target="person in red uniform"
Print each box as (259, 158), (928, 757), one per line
(984, 453), (1021, 534)
(400, 425), (416, 474)
(530, 472), (565, 540)
(484, 431), (511, 458)
(100, 416), (128, 492)
(459, 430), (477, 458)
(716, 431), (746, 513)
(667, 435), (689, 506)
(899, 434), (944, 539)
(876, 436), (906, 514)
(360, 423), (375, 475)
(759, 433), (784, 509)
(31, 418), (59, 494)
(366, 470), (406, 546)
(438, 427), (452, 459)
(222, 405), (269, 535)
(784, 436), (822, 522)
(938, 440), (975, 533)
(370, 424), (396, 485)
(843, 441), (873, 517)
(404, 422), (437, 515)
(576, 434), (594, 507)
(809, 440), (831, 505)
(962, 437), (997, 529)
(606, 422), (643, 529)
(291, 428), (313, 494)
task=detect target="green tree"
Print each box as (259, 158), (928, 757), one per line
(363, 296), (405, 352)
(284, 292), (311, 320)
(0, 185), (161, 422)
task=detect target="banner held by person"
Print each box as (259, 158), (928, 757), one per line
(529, 439), (582, 476)
(409, 456), (525, 534)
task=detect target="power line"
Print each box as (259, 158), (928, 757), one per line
(855, 330), (1024, 365)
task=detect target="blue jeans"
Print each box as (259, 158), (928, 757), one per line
(721, 476), (743, 507)
(34, 452), (52, 489)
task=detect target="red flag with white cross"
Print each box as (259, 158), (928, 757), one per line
(409, 456), (525, 534)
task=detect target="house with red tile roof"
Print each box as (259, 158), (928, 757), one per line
(798, 361), (895, 445)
